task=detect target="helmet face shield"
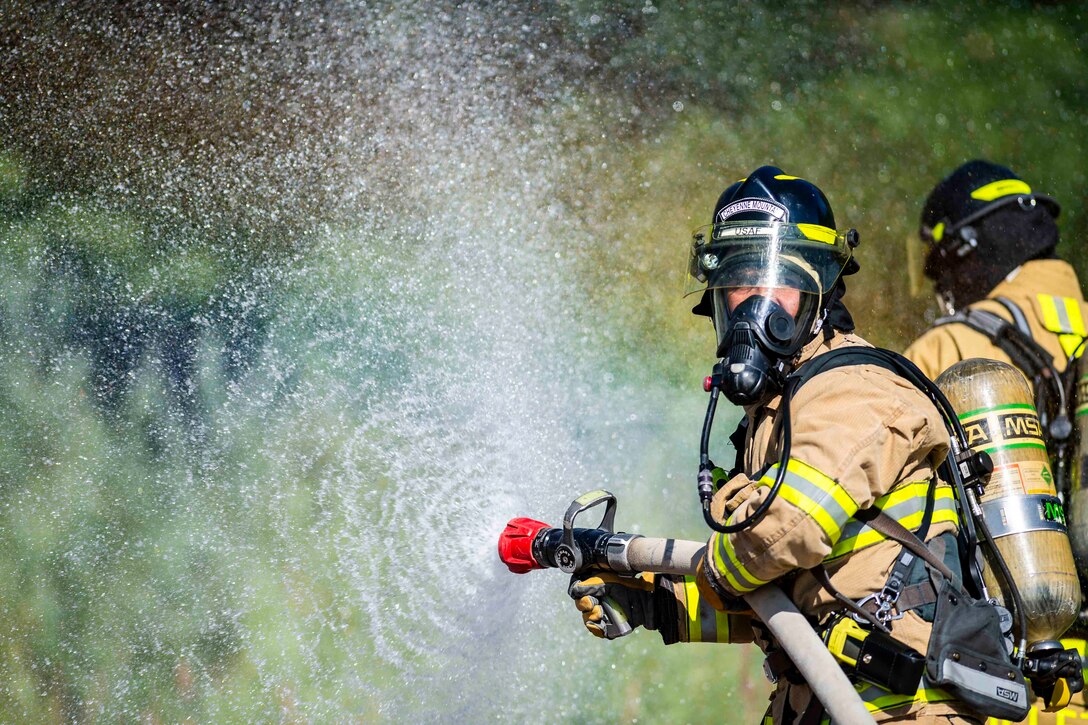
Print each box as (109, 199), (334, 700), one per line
(687, 221), (852, 359)
(686, 221), (853, 298)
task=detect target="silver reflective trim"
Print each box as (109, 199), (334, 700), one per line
(714, 534), (767, 592)
(772, 465), (855, 536)
(1052, 296), (1075, 334)
(981, 494), (1068, 539)
(943, 659), (1026, 706)
(837, 488), (955, 543)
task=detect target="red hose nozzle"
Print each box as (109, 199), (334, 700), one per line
(498, 517), (551, 573)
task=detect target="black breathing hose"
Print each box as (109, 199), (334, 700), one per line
(700, 377), (796, 534)
(698, 384), (719, 473)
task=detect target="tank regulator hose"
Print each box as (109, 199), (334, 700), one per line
(699, 375), (795, 534)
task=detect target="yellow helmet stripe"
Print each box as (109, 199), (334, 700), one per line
(970, 179), (1033, 201)
(931, 221), (946, 242)
(796, 223), (838, 245)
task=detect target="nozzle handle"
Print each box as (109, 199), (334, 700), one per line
(558, 490), (617, 573)
(597, 595), (634, 638)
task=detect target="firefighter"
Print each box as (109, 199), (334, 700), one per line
(903, 160), (1088, 725)
(904, 159), (1086, 385)
(571, 166), (984, 723)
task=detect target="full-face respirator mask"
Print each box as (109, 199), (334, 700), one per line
(712, 292), (803, 406)
(691, 233), (844, 406)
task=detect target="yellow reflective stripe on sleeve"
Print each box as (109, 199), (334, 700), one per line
(827, 482), (957, 560)
(1038, 294), (1087, 335)
(714, 610), (730, 643)
(683, 577), (701, 642)
(678, 574), (705, 640)
(855, 681), (958, 712)
(1060, 334), (1084, 358)
(1039, 294), (1063, 332)
(830, 507), (958, 561)
(710, 531), (770, 594)
(970, 179), (1032, 201)
(1065, 300), (1086, 336)
(757, 459), (859, 546)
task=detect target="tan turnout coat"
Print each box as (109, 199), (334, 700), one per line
(702, 329), (981, 723)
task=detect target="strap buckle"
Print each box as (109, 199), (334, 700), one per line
(852, 592), (904, 625)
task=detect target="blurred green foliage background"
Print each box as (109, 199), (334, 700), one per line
(0, 1), (1086, 721)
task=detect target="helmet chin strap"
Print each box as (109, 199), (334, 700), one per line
(778, 253), (825, 350)
(807, 287), (826, 342)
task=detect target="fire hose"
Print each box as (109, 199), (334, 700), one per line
(498, 490), (874, 725)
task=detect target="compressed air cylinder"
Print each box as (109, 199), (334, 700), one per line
(937, 359), (1081, 644)
(1068, 353), (1088, 574)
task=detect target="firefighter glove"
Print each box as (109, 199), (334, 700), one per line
(568, 571), (667, 641)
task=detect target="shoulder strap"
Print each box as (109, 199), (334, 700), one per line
(993, 296), (1034, 339)
(789, 346), (902, 393)
(855, 508), (957, 582)
(935, 307), (1054, 386)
